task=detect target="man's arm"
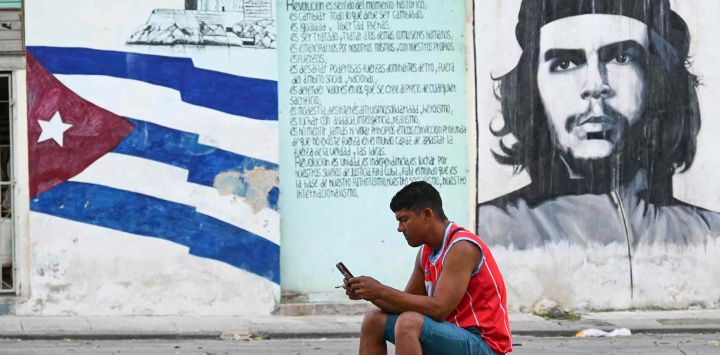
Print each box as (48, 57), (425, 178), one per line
(344, 250), (426, 313)
(348, 241), (481, 322)
(403, 249), (428, 295)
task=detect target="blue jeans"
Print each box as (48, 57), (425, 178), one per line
(384, 314), (499, 355)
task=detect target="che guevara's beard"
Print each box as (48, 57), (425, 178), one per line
(558, 151), (618, 191)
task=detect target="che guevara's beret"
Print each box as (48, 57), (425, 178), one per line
(515, 0), (690, 58)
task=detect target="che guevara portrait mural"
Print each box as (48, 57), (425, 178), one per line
(475, 0), (720, 309)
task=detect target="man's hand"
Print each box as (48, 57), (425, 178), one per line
(343, 278), (361, 300)
(347, 276), (385, 301)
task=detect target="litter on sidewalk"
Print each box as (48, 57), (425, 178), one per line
(575, 328), (632, 337)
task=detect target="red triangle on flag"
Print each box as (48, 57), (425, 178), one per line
(27, 53), (135, 198)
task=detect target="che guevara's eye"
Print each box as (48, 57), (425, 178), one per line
(613, 53), (632, 64)
(608, 45), (641, 64)
(550, 59), (578, 72)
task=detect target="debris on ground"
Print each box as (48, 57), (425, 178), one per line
(575, 328), (632, 337)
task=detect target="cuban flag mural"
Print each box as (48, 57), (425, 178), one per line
(22, 0), (279, 315)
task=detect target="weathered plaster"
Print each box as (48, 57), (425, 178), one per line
(214, 167), (278, 213)
(493, 237), (720, 312)
(15, 213), (278, 316)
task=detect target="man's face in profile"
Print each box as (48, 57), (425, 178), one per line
(536, 14), (649, 161)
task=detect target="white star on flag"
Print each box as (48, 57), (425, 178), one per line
(38, 111), (73, 147)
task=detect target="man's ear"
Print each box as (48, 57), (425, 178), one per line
(422, 208), (434, 221)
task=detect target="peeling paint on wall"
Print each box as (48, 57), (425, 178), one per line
(214, 167), (279, 213)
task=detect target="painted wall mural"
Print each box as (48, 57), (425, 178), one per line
(278, 0), (469, 301)
(22, 0), (279, 315)
(475, 0), (720, 310)
(128, 0), (275, 48)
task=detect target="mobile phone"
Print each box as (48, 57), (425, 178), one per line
(336, 262), (354, 279)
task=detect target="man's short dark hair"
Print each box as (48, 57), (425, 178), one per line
(390, 181), (447, 221)
(491, 0), (701, 184)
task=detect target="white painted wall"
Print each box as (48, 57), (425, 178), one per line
(11, 69), (30, 300)
(14, 213), (277, 315)
(493, 240), (720, 312)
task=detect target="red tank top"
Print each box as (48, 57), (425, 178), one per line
(421, 222), (512, 354)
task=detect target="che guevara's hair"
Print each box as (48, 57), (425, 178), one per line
(390, 181), (447, 221)
(492, 3), (701, 183)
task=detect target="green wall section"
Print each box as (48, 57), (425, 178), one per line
(0, 1), (20, 9)
(279, 0), (469, 299)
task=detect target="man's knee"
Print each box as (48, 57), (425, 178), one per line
(361, 309), (388, 335)
(394, 311), (424, 338)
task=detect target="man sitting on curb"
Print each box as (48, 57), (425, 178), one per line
(345, 181), (512, 355)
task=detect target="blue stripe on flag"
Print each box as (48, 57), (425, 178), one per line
(114, 118), (279, 210)
(31, 181), (280, 283)
(188, 146), (277, 188)
(27, 46), (278, 120)
(114, 119), (198, 169)
(267, 186), (279, 210)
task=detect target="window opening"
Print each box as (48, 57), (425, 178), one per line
(0, 73), (14, 293)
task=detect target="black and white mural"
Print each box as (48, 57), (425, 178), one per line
(128, 0), (275, 48)
(475, 0), (720, 310)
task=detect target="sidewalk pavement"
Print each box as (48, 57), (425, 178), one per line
(0, 309), (719, 340)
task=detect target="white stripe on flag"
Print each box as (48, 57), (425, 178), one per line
(194, 184), (280, 245)
(69, 153), (280, 245)
(70, 152), (195, 206)
(54, 74), (279, 164)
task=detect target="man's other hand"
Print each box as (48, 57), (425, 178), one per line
(347, 276), (384, 301)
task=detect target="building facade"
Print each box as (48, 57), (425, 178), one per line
(1, 0), (718, 316)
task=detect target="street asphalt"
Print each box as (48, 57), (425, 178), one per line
(0, 334), (719, 354)
(0, 309), (719, 340)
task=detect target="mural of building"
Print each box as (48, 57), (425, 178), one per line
(128, 0), (275, 48)
(243, 0), (273, 20)
(185, 0), (272, 20)
(196, 0), (243, 12)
